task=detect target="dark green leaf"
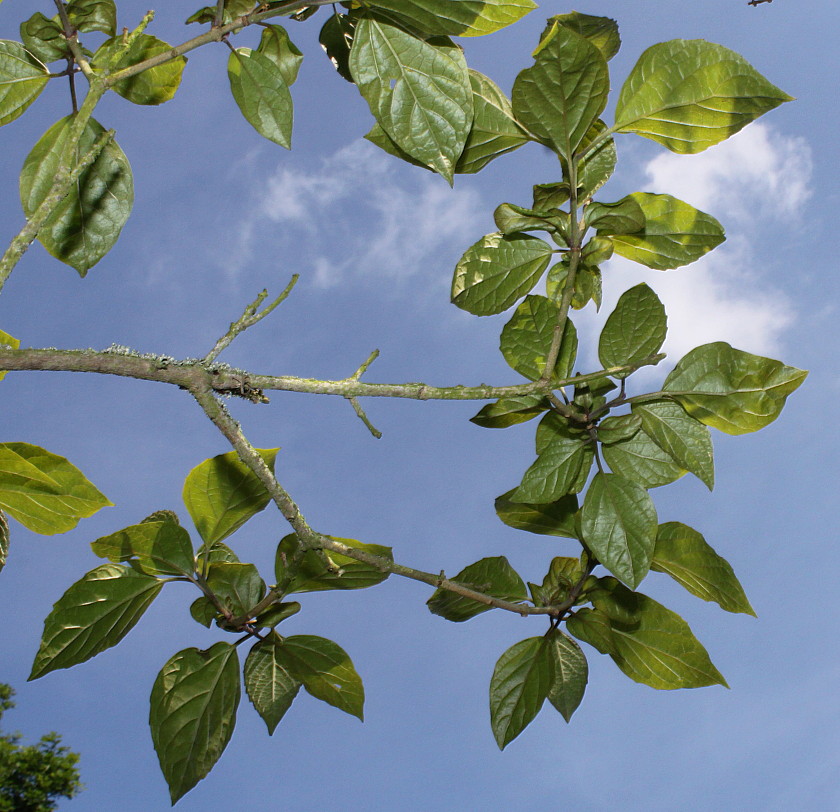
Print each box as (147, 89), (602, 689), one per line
(93, 35), (185, 105)
(244, 633), (301, 735)
(494, 203), (564, 237)
(489, 637), (552, 749)
(228, 48), (293, 148)
(581, 472), (657, 589)
(602, 425), (686, 488)
(189, 596), (218, 628)
(257, 24), (303, 86)
(319, 12), (356, 83)
(364, 121), (431, 170)
(597, 413), (641, 444)
(0, 510), (9, 574)
(512, 23), (608, 160)
(276, 635), (364, 720)
(451, 233), (553, 316)
(663, 342), (807, 435)
(350, 16), (472, 183)
(150, 642), (240, 803)
(598, 283), (667, 376)
(206, 562), (266, 618)
(195, 540), (241, 568)
(500, 295), (578, 381)
(545, 259), (602, 311)
(546, 628), (588, 721)
(0, 442), (111, 535)
(90, 520), (195, 577)
(182, 448), (278, 545)
(566, 606), (616, 654)
(610, 193), (725, 270)
(470, 395), (549, 429)
(427, 556), (527, 622)
(254, 601), (300, 629)
(19, 115), (134, 275)
(29, 564), (162, 679)
(0, 40), (49, 127)
(586, 196), (645, 235)
(652, 522), (755, 615)
(546, 12), (620, 61)
(20, 14), (68, 64)
(495, 489), (578, 538)
(67, 0), (117, 36)
(532, 555), (585, 606)
(615, 39), (792, 153)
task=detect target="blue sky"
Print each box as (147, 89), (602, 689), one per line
(1, 1), (839, 810)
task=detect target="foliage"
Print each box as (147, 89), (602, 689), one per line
(0, 683), (83, 812)
(0, 0), (803, 804)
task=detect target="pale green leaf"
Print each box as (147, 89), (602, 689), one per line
(546, 629), (588, 722)
(90, 520), (195, 577)
(257, 24), (303, 86)
(244, 633), (301, 735)
(495, 489), (578, 538)
(228, 48), (293, 148)
(576, 119), (617, 201)
(0, 442), (111, 535)
(586, 195), (645, 235)
(615, 39), (792, 153)
(0, 40), (49, 127)
(598, 283), (666, 375)
(29, 563), (162, 679)
(20, 115), (134, 275)
(150, 642), (240, 803)
(652, 522), (754, 615)
(545, 12), (620, 61)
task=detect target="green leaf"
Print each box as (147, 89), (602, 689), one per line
(512, 413), (592, 504)
(228, 47), (293, 148)
(565, 606), (616, 654)
(319, 12), (356, 83)
(244, 633), (301, 735)
(427, 556), (527, 622)
(349, 16), (472, 183)
(206, 563), (266, 618)
(494, 203), (563, 237)
(451, 233), (553, 316)
(633, 400), (714, 490)
(470, 394), (549, 429)
(500, 295), (578, 381)
(20, 14), (68, 64)
(489, 636), (552, 749)
(576, 119), (617, 201)
(189, 596), (218, 628)
(0, 442), (111, 535)
(257, 24), (303, 86)
(511, 23), (608, 160)
(598, 283), (666, 376)
(495, 489), (578, 538)
(597, 413), (641, 444)
(364, 0), (536, 38)
(275, 534), (392, 593)
(582, 578), (728, 689)
(90, 520), (195, 577)
(531, 555), (585, 606)
(581, 472), (657, 589)
(663, 342), (807, 435)
(614, 39), (792, 154)
(67, 0), (117, 36)
(254, 600), (300, 629)
(586, 196), (645, 235)
(601, 425), (686, 488)
(29, 563), (162, 680)
(545, 259), (602, 311)
(20, 115), (134, 275)
(652, 522), (754, 615)
(0, 510), (9, 574)
(546, 629), (588, 722)
(182, 448), (278, 545)
(0, 40), (49, 127)
(610, 193), (725, 270)
(546, 12), (620, 61)
(93, 34), (185, 105)
(275, 635), (364, 720)
(0, 328), (20, 381)
(150, 642), (240, 803)
(195, 540), (241, 568)
(455, 69), (528, 174)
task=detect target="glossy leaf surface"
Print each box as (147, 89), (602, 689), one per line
(228, 48), (293, 148)
(20, 14), (68, 64)
(495, 489), (578, 538)
(598, 283), (666, 375)
(90, 520), (195, 577)
(0, 40), (48, 127)
(470, 395), (548, 428)
(257, 24), (303, 86)
(602, 425), (686, 489)
(67, 0), (117, 35)
(94, 34), (185, 105)
(206, 562), (266, 618)
(546, 12), (620, 61)
(427, 556), (527, 621)
(546, 629), (588, 722)
(244, 632), (301, 735)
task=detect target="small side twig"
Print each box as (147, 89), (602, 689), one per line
(350, 349), (379, 381)
(204, 274), (299, 363)
(348, 396), (382, 439)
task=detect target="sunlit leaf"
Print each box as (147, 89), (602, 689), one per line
(0, 40), (49, 127)
(0, 328), (20, 381)
(545, 12), (620, 61)
(546, 629), (587, 721)
(257, 23), (303, 86)
(598, 283), (666, 375)
(90, 520), (195, 577)
(602, 425), (686, 488)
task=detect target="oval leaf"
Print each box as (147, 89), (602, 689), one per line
(598, 283), (666, 375)
(546, 629), (588, 722)
(90, 520), (195, 576)
(601, 425), (686, 489)
(494, 488), (578, 538)
(228, 48), (293, 148)
(244, 632), (301, 735)
(0, 40), (49, 127)
(206, 562), (266, 619)
(364, 0), (536, 37)
(257, 24), (303, 86)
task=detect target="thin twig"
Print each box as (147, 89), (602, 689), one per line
(350, 349), (380, 380)
(348, 397), (382, 438)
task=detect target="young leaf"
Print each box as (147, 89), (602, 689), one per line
(598, 283), (666, 375)
(93, 34), (185, 105)
(581, 472), (657, 589)
(546, 629), (588, 722)
(470, 395), (549, 429)
(500, 295), (578, 381)
(597, 413), (642, 445)
(257, 24), (303, 86)
(489, 637), (553, 749)
(586, 196), (645, 235)
(19, 115), (134, 275)
(0, 328), (20, 381)
(610, 193), (724, 270)
(614, 39), (792, 153)
(66, 0), (117, 36)
(275, 635), (364, 720)
(546, 12), (620, 61)
(545, 259), (601, 311)
(29, 564), (162, 680)
(349, 16), (472, 183)
(275, 534), (392, 593)
(0, 510), (9, 573)
(495, 489), (578, 538)
(189, 596), (219, 628)
(0, 40), (49, 127)
(663, 342), (807, 434)
(0, 442), (111, 535)
(150, 642), (240, 803)
(601, 425), (686, 488)
(90, 520), (195, 577)
(532, 556), (586, 606)
(512, 23), (608, 160)
(652, 522), (755, 615)
(576, 119), (617, 201)
(427, 556), (528, 622)
(228, 48), (293, 148)
(452, 233), (553, 316)
(195, 540), (241, 568)
(182, 448), (278, 545)
(633, 400), (714, 490)
(244, 633), (301, 735)
(20, 14), (68, 64)
(206, 563), (266, 618)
